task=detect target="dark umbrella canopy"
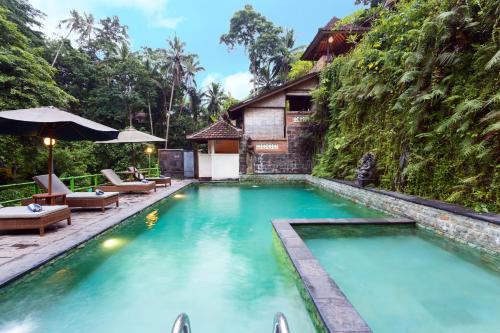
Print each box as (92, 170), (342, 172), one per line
(0, 106), (119, 195)
(0, 106), (118, 141)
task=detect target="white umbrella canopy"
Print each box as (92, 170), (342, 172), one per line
(0, 106), (119, 195)
(96, 127), (165, 168)
(95, 127), (165, 144)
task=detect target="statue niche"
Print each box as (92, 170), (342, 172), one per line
(356, 152), (377, 187)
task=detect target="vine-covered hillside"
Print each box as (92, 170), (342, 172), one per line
(313, 0), (499, 212)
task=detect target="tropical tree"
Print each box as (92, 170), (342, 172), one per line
(221, 5), (297, 93)
(95, 16), (129, 58)
(0, 7), (75, 110)
(183, 55), (204, 90)
(188, 87), (204, 124)
(204, 82), (226, 120)
(164, 36), (189, 148)
(76, 12), (96, 51)
(0, 0), (44, 46)
(52, 10), (83, 66)
(140, 47), (161, 134)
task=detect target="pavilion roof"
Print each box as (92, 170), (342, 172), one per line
(186, 119), (243, 143)
(301, 17), (370, 61)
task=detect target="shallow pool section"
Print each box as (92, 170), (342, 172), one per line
(0, 183), (383, 333)
(297, 225), (500, 333)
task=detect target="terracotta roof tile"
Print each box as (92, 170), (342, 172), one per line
(186, 120), (243, 142)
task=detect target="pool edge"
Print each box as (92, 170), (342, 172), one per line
(0, 180), (196, 288)
(272, 218), (415, 333)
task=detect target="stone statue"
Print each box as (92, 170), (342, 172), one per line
(356, 152), (377, 187)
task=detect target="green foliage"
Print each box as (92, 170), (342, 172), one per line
(0, 3), (212, 186)
(0, 0), (44, 46)
(205, 82), (226, 118)
(220, 5), (297, 93)
(313, 0), (500, 212)
(0, 7), (75, 110)
(288, 60), (314, 80)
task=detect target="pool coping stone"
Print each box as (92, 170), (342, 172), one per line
(272, 217), (415, 333)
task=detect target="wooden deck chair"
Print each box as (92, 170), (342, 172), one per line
(127, 167), (171, 187)
(98, 169), (156, 193)
(33, 174), (119, 212)
(0, 204), (71, 236)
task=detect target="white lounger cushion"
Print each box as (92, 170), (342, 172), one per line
(66, 192), (119, 199)
(0, 205), (68, 219)
(117, 182), (154, 186)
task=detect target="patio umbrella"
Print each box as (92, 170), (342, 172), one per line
(95, 127), (165, 167)
(0, 106), (119, 194)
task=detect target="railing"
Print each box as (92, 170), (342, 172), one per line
(171, 313), (191, 333)
(273, 312), (290, 333)
(169, 312), (289, 332)
(0, 167), (160, 206)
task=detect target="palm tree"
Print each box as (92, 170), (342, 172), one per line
(164, 36), (189, 148)
(51, 10), (83, 66)
(179, 55), (204, 115)
(188, 87), (204, 124)
(205, 82), (226, 120)
(271, 29), (295, 82)
(184, 55), (204, 89)
(253, 66), (279, 93)
(76, 12), (95, 52)
(141, 47), (159, 134)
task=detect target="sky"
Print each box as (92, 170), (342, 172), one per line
(28, 0), (362, 100)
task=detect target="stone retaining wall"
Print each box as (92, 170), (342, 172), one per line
(249, 126), (312, 174)
(239, 174), (500, 254)
(307, 176), (500, 254)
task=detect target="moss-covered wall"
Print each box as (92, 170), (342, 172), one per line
(312, 0), (499, 212)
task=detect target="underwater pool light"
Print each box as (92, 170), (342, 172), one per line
(102, 238), (125, 249)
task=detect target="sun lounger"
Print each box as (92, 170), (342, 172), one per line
(127, 167), (171, 187)
(98, 169), (156, 193)
(0, 204), (71, 236)
(33, 174), (119, 212)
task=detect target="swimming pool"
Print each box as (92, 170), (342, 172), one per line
(297, 224), (500, 333)
(0, 183), (383, 333)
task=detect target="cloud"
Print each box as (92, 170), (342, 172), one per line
(223, 72), (253, 100)
(203, 72), (253, 101)
(152, 16), (184, 29)
(28, 0), (182, 38)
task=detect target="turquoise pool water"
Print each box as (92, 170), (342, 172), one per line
(298, 225), (500, 333)
(0, 183), (383, 333)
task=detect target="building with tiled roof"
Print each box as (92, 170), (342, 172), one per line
(186, 14), (371, 180)
(186, 119), (243, 143)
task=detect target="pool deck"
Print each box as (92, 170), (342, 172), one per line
(272, 217), (415, 333)
(0, 179), (195, 287)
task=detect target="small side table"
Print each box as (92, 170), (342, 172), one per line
(32, 192), (67, 206)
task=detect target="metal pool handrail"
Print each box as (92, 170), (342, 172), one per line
(169, 312), (289, 332)
(171, 313), (191, 333)
(273, 312), (290, 333)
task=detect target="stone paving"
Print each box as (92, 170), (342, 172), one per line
(0, 179), (194, 286)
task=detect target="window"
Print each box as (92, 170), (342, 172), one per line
(286, 95), (312, 112)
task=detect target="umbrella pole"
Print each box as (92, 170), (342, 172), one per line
(48, 143), (53, 195)
(132, 143), (136, 168)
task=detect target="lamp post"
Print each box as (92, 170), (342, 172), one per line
(146, 147), (154, 170)
(43, 137), (56, 194)
(327, 35), (334, 63)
